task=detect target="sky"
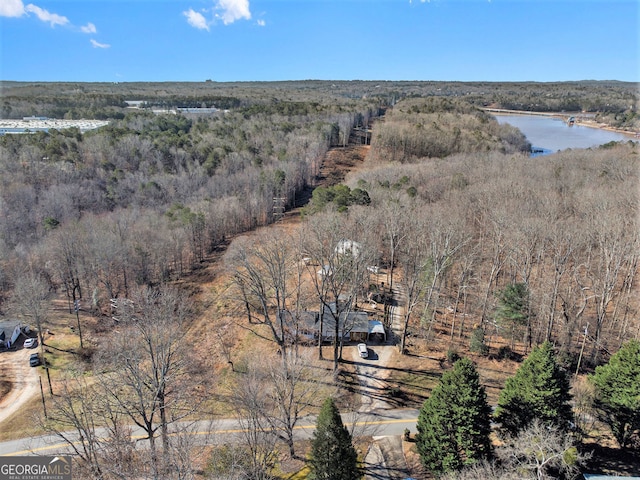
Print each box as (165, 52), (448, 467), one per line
(0, 0), (638, 83)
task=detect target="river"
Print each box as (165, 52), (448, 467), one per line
(493, 113), (636, 156)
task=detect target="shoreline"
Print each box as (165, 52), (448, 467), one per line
(574, 119), (639, 138)
(484, 108), (639, 138)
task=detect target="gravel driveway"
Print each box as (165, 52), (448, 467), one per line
(0, 347), (40, 427)
(351, 344), (395, 412)
(356, 283), (413, 479)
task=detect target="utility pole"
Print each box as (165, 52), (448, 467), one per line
(74, 299), (84, 349)
(273, 197), (286, 222)
(575, 325), (589, 376)
(39, 376), (47, 419)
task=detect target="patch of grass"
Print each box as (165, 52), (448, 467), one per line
(0, 393), (46, 442)
(43, 336), (81, 372)
(276, 464), (310, 480)
(46, 332), (79, 351)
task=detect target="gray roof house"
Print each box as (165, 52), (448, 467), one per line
(279, 305), (386, 343)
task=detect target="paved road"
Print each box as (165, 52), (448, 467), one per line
(0, 409), (420, 456)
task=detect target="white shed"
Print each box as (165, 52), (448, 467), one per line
(335, 239), (361, 258)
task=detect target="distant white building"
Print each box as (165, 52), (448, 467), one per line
(335, 239), (362, 258)
(178, 107), (219, 114)
(0, 118), (109, 135)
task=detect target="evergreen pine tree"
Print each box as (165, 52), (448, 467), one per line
(308, 397), (359, 480)
(590, 339), (640, 449)
(416, 357), (493, 474)
(494, 341), (572, 437)
(494, 282), (529, 348)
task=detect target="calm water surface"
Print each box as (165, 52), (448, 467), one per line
(494, 114), (635, 155)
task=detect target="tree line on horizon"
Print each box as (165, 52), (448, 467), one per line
(2, 79), (637, 130)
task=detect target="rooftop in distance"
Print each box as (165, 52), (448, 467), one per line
(0, 117), (110, 134)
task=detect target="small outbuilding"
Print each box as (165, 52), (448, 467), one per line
(335, 239), (362, 258)
(317, 265), (333, 277)
(368, 320), (386, 342)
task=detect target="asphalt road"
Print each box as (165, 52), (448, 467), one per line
(0, 408), (420, 456)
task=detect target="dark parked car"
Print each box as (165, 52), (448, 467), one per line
(29, 353), (41, 367)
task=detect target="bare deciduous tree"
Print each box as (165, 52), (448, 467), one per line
(497, 420), (588, 480)
(397, 211), (431, 354)
(226, 230), (302, 357)
(478, 214), (508, 330)
(421, 210), (467, 337)
(96, 286), (197, 479)
(231, 365), (279, 480)
(378, 195), (410, 291)
(40, 375), (104, 478)
(262, 351), (334, 457)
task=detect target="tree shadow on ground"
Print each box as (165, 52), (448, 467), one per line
(583, 443), (640, 476)
(338, 359), (443, 408)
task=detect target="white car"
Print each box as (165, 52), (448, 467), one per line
(24, 337), (37, 349)
(357, 343), (368, 358)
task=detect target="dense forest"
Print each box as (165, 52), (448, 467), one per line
(2, 79), (638, 129)
(0, 80), (638, 479)
(0, 103), (380, 301)
(0, 82), (539, 308)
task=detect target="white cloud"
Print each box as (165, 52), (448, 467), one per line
(25, 3), (69, 27)
(183, 8), (209, 31)
(0, 0), (25, 17)
(2, 1), (105, 45)
(257, 19), (265, 27)
(90, 39), (110, 49)
(216, 0), (251, 25)
(81, 22), (97, 33)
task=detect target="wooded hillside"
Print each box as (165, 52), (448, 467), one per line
(1, 80), (638, 362)
(0, 80), (638, 478)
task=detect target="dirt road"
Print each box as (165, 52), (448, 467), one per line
(0, 347), (40, 426)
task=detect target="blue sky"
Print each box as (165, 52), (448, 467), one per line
(1, 0), (638, 82)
